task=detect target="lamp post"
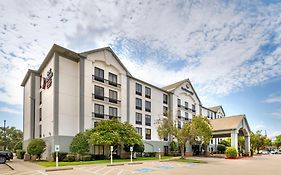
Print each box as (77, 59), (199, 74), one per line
(3, 120), (6, 151)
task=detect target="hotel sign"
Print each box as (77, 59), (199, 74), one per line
(40, 68), (53, 89)
(181, 84), (194, 95)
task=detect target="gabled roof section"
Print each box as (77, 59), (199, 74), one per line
(80, 47), (132, 76)
(208, 105), (225, 115)
(209, 114), (251, 132)
(162, 79), (188, 91)
(21, 44), (83, 86)
(162, 79), (201, 104)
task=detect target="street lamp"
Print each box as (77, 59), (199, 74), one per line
(3, 120), (6, 151)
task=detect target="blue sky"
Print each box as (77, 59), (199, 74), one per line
(0, 0), (281, 138)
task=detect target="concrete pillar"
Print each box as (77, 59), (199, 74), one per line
(231, 130), (238, 151)
(245, 135), (251, 156)
(185, 141), (193, 156)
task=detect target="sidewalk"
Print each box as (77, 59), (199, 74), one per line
(6, 158), (45, 172)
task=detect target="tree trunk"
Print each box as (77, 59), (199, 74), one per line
(180, 144), (185, 159)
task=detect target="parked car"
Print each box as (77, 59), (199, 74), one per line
(278, 149), (281, 154)
(271, 149), (278, 154)
(261, 150), (270, 154)
(0, 151), (13, 164)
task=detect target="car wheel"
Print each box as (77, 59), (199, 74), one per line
(0, 156), (6, 164)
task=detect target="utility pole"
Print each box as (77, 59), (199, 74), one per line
(3, 120), (6, 151)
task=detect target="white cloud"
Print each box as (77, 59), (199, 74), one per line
(264, 93), (281, 104)
(268, 131), (281, 140)
(0, 107), (21, 115)
(271, 110), (281, 120)
(0, 0), (281, 107)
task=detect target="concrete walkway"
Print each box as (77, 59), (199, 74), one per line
(6, 158), (45, 171)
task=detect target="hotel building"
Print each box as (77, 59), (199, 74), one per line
(21, 44), (249, 159)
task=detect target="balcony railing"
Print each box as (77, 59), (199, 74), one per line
(136, 121), (142, 125)
(92, 112), (121, 120)
(92, 94), (121, 104)
(92, 75), (121, 88)
(178, 105), (196, 113)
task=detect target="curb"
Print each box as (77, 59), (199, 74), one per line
(45, 167), (73, 172)
(5, 163), (15, 170)
(106, 163), (125, 167)
(128, 162), (143, 165)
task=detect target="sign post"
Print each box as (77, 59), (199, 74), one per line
(110, 146), (113, 164)
(55, 145), (60, 167)
(158, 148), (161, 161)
(130, 146), (133, 163)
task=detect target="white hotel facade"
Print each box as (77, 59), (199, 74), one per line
(21, 44), (245, 159)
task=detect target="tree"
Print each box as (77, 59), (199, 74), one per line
(27, 139), (46, 159)
(87, 119), (142, 155)
(273, 135), (281, 149)
(219, 139), (231, 147)
(157, 115), (212, 159)
(70, 132), (89, 155)
(123, 143), (144, 153)
(250, 130), (270, 153)
(0, 126), (23, 152)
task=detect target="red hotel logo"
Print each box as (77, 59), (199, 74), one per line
(40, 68), (53, 89)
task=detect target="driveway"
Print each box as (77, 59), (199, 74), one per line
(1, 155), (280, 175)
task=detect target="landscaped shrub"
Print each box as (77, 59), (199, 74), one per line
(123, 144), (145, 153)
(16, 150), (26, 159)
(82, 155), (92, 161)
(27, 139), (46, 159)
(66, 154), (76, 162)
(92, 154), (106, 160)
(144, 152), (156, 157)
(69, 133), (89, 155)
(217, 144), (226, 154)
(225, 147), (237, 158)
(52, 152), (68, 161)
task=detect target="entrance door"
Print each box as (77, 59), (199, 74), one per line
(192, 145), (200, 156)
(164, 146), (169, 156)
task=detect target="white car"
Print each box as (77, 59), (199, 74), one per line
(271, 150), (278, 154)
(261, 150), (270, 154)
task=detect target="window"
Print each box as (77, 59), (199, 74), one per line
(39, 108), (42, 121)
(177, 99), (181, 107)
(94, 67), (104, 82)
(145, 128), (151, 140)
(94, 104), (104, 118)
(163, 94), (168, 104)
(177, 110), (181, 117)
(145, 101), (151, 112)
(136, 113), (142, 125)
(178, 121), (181, 129)
(136, 127), (142, 137)
(145, 87), (151, 98)
(210, 139), (213, 144)
(192, 104), (196, 112)
(136, 83), (142, 96)
(39, 91), (42, 105)
(185, 102), (188, 109)
(145, 115), (151, 126)
(108, 72), (117, 86)
(109, 90), (118, 103)
(39, 124), (42, 138)
(94, 85), (104, 100)
(109, 107), (117, 119)
(163, 106), (168, 116)
(185, 112), (188, 118)
(136, 98), (142, 110)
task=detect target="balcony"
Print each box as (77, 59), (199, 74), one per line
(145, 94), (151, 99)
(136, 106), (142, 110)
(136, 91), (142, 96)
(136, 121), (142, 125)
(92, 75), (121, 88)
(92, 112), (121, 120)
(145, 108), (151, 112)
(92, 94), (121, 104)
(178, 105), (196, 113)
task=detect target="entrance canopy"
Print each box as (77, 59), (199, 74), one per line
(209, 115), (251, 153)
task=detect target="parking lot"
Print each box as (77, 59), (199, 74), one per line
(1, 155), (281, 175)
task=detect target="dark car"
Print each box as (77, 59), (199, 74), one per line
(0, 151), (13, 164)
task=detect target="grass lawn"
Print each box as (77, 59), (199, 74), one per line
(35, 156), (175, 167)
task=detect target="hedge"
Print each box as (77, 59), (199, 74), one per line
(225, 147), (237, 158)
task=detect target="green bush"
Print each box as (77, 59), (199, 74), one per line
(123, 144), (145, 153)
(170, 141), (178, 152)
(16, 150), (25, 159)
(144, 152), (156, 157)
(225, 147), (237, 158)
(14, 142), (23, 152)
(27, 139), (46, 158)
(66, 154), (76, 162)
(52, 152), (68, 161)
(82, 155), (92, 161)
(70, 133), (89, 155)
(217, 144), (226, 154)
